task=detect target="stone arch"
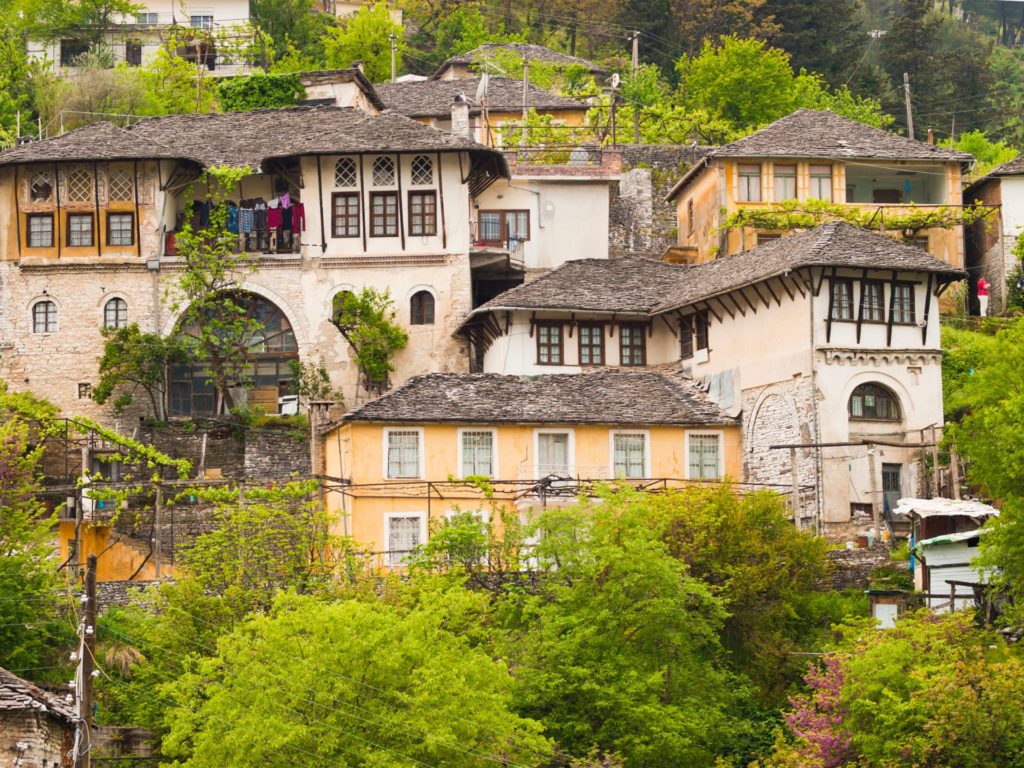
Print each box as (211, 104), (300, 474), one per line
(744, 385), (801, 489)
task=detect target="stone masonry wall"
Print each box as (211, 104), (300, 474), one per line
(825, 544), (896, 591)
(1, 712), (70, 768)
(609, 145), (709, 259)
(741, 376), (819, 524)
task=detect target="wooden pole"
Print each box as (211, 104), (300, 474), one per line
(931, 425), (941, 497)
(79, 554), (97, 768)
(631, 31), (640, 144)
(790, 446), (800, 528)
(867, 444), (881, 543)
(153, 485), (162, 579)
(950, 443), (961, 500)
(903, 72), (914, 139)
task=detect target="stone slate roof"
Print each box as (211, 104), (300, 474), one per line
(989, 156), (1024, 176)
(471, 257), (685, 316)
(667, 109), (973, 200)
(375, 77), (586, 118)
(0, 107), (506, 171)
(655, 222), (967, 312)
(343, 371), (736, 426)
(0, 667), (75, 725)
(433, 43), (605, 78)
(0, 121), (184, 166)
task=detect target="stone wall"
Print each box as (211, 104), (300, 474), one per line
(608, 145), (709, 259)
(825, 544), (896, 591)
(1, 712), (71, 768)
(96, 580), (160, 612)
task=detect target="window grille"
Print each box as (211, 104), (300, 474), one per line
(334, 158), (357, 187)
(613, 433), (646, 479)
(372, 156), (395, 186)
(461, 431), (493, 477)
(67, 169), (93, 203)
(688, 434), (721, 480)
(30, 171), (53, 202)
(386, 431), (420, 478)
(108, 169), (133, 202)
(410, 155), (433, 185)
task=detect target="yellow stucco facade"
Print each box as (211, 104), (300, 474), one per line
(57, 520), (168, 582)
(323, 420), (742, 565)
(674, 157), (966, 266)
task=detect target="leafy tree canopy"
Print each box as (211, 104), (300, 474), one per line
(216, 72), (306, 111)
(323, 2), (404, 83)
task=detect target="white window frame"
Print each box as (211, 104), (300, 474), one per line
(383, 511), (427, 567)
(533, 428), (575, 477)
(609, 430), (651, 480)
(809, 164), (833, 202)
(457, 427), (498, 479)
(737, 163), (762, 203)
(382, 427), (424, 480)
(444, 507), (491, 525)
(685, 430), (725, 481)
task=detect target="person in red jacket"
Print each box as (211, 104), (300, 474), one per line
(978, 277), (990, 317)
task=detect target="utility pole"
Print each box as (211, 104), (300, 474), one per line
(903, 72), (914, 140)
(789, 447), (801, 528)
(629, 31), (640, 145)
(867, 444), (881, 544)
(389, 32), (397, 83)
(153, 484), (162, 579)
(74, 555), (97, 768)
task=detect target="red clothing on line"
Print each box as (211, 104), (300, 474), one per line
(267, 207), (283, 230)
(978, 278), (990, 297)
(291, 202), (305, 233)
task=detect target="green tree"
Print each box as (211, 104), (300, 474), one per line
(432, 6), (516, 64)
(216, 72), (305, 112)
(0, 414), (67, 674)
(250, 0), (334, 68)
(331, 287), (408, 393)
(93, 323), (191, 421)
(323, 3), (404, 83)
(167, 167), (258, 415)
(139, 37), (219, 115)
(31, 0), (142, 52)
(940, 129), (1018, 180)
(0, 12), (42, 142)
(760, 0), (867, 87)
(159, 594), (553, 768)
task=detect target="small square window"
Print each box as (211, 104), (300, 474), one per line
(386, 430), (421, 479)
(536, 322), (563, 365)
(78, 382), (92, 399)
(334, 158), (358, 188)
(107, 213), (134, 246)
(30, 171), (53, 202)
(831, 279), (854, 321)
(27, 214), (54, 248)
(408, 191), (436, 236)
(619, 323), (647, 366)
(67, 213), (94, 247)
(370, 192), (398, 237)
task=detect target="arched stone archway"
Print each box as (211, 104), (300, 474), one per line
(169, 291), (299, 416)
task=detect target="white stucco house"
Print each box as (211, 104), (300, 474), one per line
(966, 156), (1024, 313)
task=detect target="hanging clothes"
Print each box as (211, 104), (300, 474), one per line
(226, 202), (239, 235)
(196, 199), (212, 228)
(291, 202), (305, 233)
(280, 192), (291, 210)
(239, 205), (255, 234)
(281, 206), (292, 232)
(267, 206), (283, 231)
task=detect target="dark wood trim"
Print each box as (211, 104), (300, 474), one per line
(750, 282), (771, 310)
(695, 310), (710, 351)
(25, 212), (55, 250)
(738, 287), (759, 314)
(813, 267), (827, 297)
(618, 321), (647, 366)
(13, 167), (22, 260)
(504, 311), (510, 334)
(680, 314), (694, 359)
(53, 164), (61, 259)
(529, 311), (536, 337)
(826, 267), (836, 343)
(65, 211), (95, 248)
(92, 162), (102, 258)
(477, 208), (531, 245)
(724, 292), (746, 317)
(535, 320), (564, 365)
(763, 280), (782, 307)
(777, 276), (794, 302)
(701, 300), (723, 324)
(658, 314), (678, 338)
(105, 211), (136, 247)
(855, 269), (868, 343)
(316, 156), (326, 252)
(394, 154), (405, 250)
(407, 189), (437, 237)
(922, 273), (934, 345)
(577, 321), (605, 366)
(330, 192), (360, 238)
(133, 161), (142, 258)
(886, 269), (898, 347)
(789, 274), (808, 298)
(436, 152), (447, 250)
(711, 295), (734, 320)
(358, 153), (367, 251)
(568, 313), (575, 338)
(892, 280), (917, 326)
(369, 191), (399, 238)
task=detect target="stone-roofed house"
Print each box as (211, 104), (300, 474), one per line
(964, 154), (1024, 315)
(666, 109), (975, 266)
(0, 105), (514, 425)
(322, 369), (741, 566)
(432, 43), (606, 82)
(0, 667), (76, 768)
(458, 222), (966, 533)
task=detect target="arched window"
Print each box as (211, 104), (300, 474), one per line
(849, 383), (900, 421)
(410, 291), (435, 325)
(32, 300), (57, 333)
(334, 158), (357, 187)
(372, 156), (395, 186)
(410, 155), (433, 185)
(103, 297), (128, 329)
(332, 290), (355, 325)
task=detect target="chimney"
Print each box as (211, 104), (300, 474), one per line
(927, 127), (934, 145)
(451, 94), (471, 139)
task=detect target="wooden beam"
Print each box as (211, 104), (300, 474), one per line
(394, 153), (405, 251)
(825, 266), (836, 343)
(738, 288), (759, 314)
(777, 276), (795, 302)
(813, 267), (827, 297)
(855, 269), (868, 344)
(886, 269), (898, 347)
(659, 313), (678, 338)
(790, 274), (808, 298)
(358, 153), (367, 252)
(724, 291), (746, 317)
(528, 311), (536, 337)
(764, 279), (782, 307)
(751, 282), (772, 310)
(13, 166), (21, 260)
(435, 152), (447, 250)
(701, 300), (723, 324)
(921, 272), (934, 345)
(711, 296), (734, 320)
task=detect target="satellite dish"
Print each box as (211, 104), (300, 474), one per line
(475, 72), (489, 104)
(609, 73), (620, 90)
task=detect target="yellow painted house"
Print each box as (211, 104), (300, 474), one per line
(667, 109), (974, 266)
(323, 370), (741, 566)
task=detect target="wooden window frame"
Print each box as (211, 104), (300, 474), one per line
(737, 164), (762, 203)
(809, 164), (833, 202)
(535, 322), (563, 366)
(686, 199), (695, 236)
(26, 213), (54, 248)
(773, 163), (797, 201)
(410, 290), (435, 325)
(619, 322), (647, 367)
(32, 300), (57, 334)
(67, 212), (94, 248)
(370, 191), (399, 237)
(849, 383), (901, 421)
(408, 190), (437, 237)
(680, 315), (694, 359)
(103, 297), (128, 329)
(892, 282), (916, 325)
(331, 192), (360, 238)
(830, 278), (855, 321)
(478, 209), (531, 246)
(860, 280), (885, 323)
(695, 311), (709, 351)
(577, 322), (605, 366)
(686, 431), (724, 480)
(106, 212), (135, 246)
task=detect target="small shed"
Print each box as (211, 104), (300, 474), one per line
(0, 666), (76, 768)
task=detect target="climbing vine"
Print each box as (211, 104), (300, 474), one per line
(718, 198), (995, 239)
(330, 288), (408, 394)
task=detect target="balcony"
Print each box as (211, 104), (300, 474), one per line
(469, 220), (525, 271)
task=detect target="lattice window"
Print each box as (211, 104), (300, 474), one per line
(108, 169), (133, 202)
(410, 155), (433, 186)
(372, 156), (395, 186)
(67, 169), (93, 203)
(334, 158), (357, 187)
(30, 171), (53, 202)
